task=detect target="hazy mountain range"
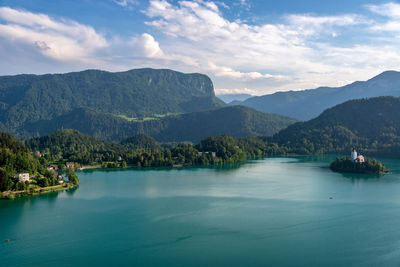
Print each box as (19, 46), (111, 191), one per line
(232, 71), (400, 120)
(216, 93), (253, 103)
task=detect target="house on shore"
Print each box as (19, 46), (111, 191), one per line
(66, 162), (75, 169)
(16, 173), (30, 182)
(57, 174), (64, 184)
(198, 152), (217, 158)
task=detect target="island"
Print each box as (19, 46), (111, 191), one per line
(329, 148), (390, 174)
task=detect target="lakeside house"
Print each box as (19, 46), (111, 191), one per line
(57, 174), (64, 184)
(16, 173), (30, 182)
(47, 165), (57, 171)
(66, 162), (75, 169)
(198, 151), (217, 158)
(351, 148), (365, 163)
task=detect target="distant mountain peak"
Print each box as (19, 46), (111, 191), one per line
(368, 70), (400, 81)
(235, 71), (400, 120)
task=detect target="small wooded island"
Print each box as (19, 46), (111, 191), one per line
(330, 148), (389, 174)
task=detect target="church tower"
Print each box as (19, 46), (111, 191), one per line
(351, 148), (357, 162)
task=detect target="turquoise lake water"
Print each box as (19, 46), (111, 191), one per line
(2, 155), (400, 266)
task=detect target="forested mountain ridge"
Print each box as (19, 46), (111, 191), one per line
(234, 71), (400, 120)
(272, 96), (400, 156)
(0, 68), (225, 132)
(23, 106), (297, 143)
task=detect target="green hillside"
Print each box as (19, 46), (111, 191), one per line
(0, 68), (224, 133)
(272, 96), (400, 156)
(121, 134), (161, 150)
(138, 105), (297, 142)
(24, 106), (297, 142)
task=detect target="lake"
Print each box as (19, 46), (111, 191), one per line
(2, 155), (400, 266)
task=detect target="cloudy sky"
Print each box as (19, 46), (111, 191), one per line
(1, 0), (400, 95)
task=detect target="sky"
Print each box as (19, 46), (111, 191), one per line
(1, 0), (400, 95)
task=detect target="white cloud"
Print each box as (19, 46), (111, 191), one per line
(0, 7), (107, 63)
(112, 0), (138, 7)
(208, 62), (286, 81)
(215, 87), (258, 95)
(135, 33), (165, 57)
(367, 2), (400, 18)
(367, 2), (400, 33)
(1, 2), (400, 95)
(142, 0), (400, 94)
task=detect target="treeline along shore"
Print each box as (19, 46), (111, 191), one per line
(1, 129), (285, 197)
(4, 96), (400, 199)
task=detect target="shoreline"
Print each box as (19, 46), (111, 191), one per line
(0, 183), (78, 200)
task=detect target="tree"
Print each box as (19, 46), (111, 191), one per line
(66, 168), (79, 185)
(0, 168), (8, 191)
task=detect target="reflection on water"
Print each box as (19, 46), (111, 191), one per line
(65, 186), (79, 196)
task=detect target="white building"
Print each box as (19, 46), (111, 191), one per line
(351, 148), (365, 163)
(17, 173), (30, 182)
(198, 151), (217, 158)
(351, 148), (358, 162)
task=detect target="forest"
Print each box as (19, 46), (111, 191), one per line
(329, 157), (388, 174)
(271, 97), (400, 157)
(25, 129), (286, 169)
(0, 132), (78, 192)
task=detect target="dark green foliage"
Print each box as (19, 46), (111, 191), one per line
(66, 168), (79, 185)
(0, 168), (8, 191)
(272, 96), (400, 157)
(23, 106), (296, 142)
(196, 135), (286, 162)
(236, 71), (400, 120)
(0, 132), (60, 192)
(138, 106), (297, 143)
(26, 129), (126, 165)
(121, 134), (161, 150)
(23, 108), (135, 141)
(25, 129), (285, 169)
(0, 68), (225, 135)
(330, 157), (388, 174)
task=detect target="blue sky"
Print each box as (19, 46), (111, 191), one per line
(1, 0), (400, 95)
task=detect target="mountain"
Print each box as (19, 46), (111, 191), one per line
(136, 105), (297, 142)
(216, 93), (253, 103)
(24, 106), (297, 143)
(234, 71), (400, 120)
(23, 108), (135, 141)
(0, 68), (225, 133)
(272, 96), (400, 156)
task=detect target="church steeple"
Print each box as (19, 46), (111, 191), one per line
(351, 147), (358, 162)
